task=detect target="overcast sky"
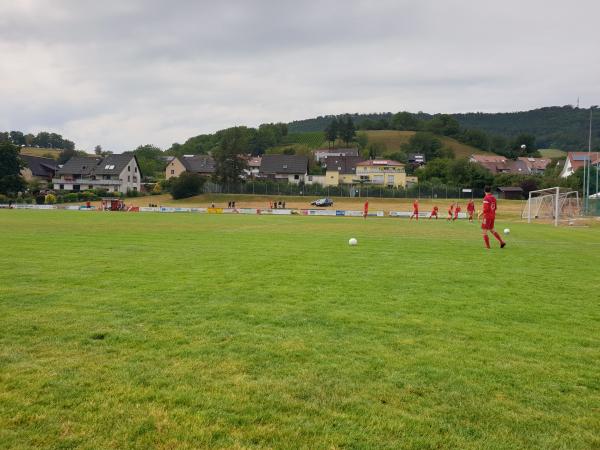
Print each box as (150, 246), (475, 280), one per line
(1, 0), (599, 152)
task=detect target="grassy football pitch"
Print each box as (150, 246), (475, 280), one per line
(1, 210), (599, 449)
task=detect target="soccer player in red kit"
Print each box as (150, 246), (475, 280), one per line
(481, 186), (506, 249)
(467, 200), (475, 222)
(429, 205), (439, 219)
(410, 199), (419, 220)
(363, 200), (369, 219)
(447, 203), (454, 221)
(453, 204), (461, 221)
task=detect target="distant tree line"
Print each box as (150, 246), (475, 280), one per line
(321, 112), (538, 160)
(289, 105), (600, 152)
(324, 115), (357, 148)
(0, 130), (75, 151)
(167, 122), (288, 157)
(414, 156), (588, 196)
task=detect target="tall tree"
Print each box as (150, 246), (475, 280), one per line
(401, 132), (444, 161)
(392, 111), (419, 130)
(9, 131), (25, 146)
(35, 132), (50, 148)
(213, 127), (249, 186)
(510, 133), (537, 156)
(0, 141), (26, 195)
(324, 118), (339, 149)
(338, 115), (356, 146)
(57, 148), (77, 165)
(133, 145), (164, 180)
(356, 131), (368, 151)
(426, 114), (460, 136)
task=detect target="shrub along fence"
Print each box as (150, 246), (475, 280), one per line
(203, 181), (485, 200)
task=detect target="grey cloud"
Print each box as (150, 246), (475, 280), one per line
(1, 0), (599, 151)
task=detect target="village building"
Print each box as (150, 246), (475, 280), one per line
(258, 154), (309, 184)
(314, 148), (359, 163)
(355, 159), (415, 188)
(165, 155), (216, 180)
(469, 154), (551, 175)
(559, 151), (600, 178)
(20, 154), (57, 186)
(323, 155), (365, 186)
(53, 154), (142, 193)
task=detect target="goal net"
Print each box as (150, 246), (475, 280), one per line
(522, 187), (580, 226)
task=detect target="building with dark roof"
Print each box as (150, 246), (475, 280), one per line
(323, 155), (365, 186)
(165, 155), (216, 180)
(314, 148), (359, 162)
(470, 154), (551, 175)
(53, 154), (142, 193)
(258, 154), (309, 183)
(20, 154), (57, 186)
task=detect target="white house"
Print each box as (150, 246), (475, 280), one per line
(53, 154), (142, 193)
(258, 154), (309, 184)
(560, 152), (600, 178)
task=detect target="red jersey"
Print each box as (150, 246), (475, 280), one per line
(448, 204), (454, 213)
(467, 201), (475, 213)
(482, 194), (497, 218)
(413, 201), (419, 212)
(364, 201), (369, 213)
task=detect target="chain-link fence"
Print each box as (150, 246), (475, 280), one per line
(586, 199), (600, 216)
(203, 181), (484, 200)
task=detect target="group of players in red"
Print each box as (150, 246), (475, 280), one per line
(410, 199), (474, 221)
(406, 186), (506, 249)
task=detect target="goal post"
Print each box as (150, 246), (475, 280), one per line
(522, 187), (580, 226)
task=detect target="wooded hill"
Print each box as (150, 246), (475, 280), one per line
(288, 105), (599, 151)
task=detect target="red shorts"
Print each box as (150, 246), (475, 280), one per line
(481, 216), (495, 230)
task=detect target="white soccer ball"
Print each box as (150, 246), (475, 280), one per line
(503, 228), (510, 235)
(349, 238), (358, 246)
(520, 144), (526, 149)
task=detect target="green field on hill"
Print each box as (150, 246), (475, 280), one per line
(282, 130), (487, 158)
(1, 211), (599, 449)
(539, 148), (567, 159)
(364, 130), (488, 158)
(19, 147), (63, 159)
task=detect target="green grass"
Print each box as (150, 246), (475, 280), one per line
(1, 211), (599, 449)
(281, 132), (326, 149)
(539, 149), (567, 159)
(363, 131), (490, 158)
(19, 147), (63, 159)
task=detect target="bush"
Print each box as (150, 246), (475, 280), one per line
(64, 193), (79, 202)
(170, 173), (206, 199)
(126, 189), (140, 197)
(44, 193), (57, 204)
(93, 188), (108, 197)
(0, 194), (9, 203)
(80, 191), (98, 201)
(35, 194), (46, 204)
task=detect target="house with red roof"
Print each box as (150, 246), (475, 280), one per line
(559, 152), (600, 178)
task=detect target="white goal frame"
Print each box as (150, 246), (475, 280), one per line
(522, 187), (580, 226)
